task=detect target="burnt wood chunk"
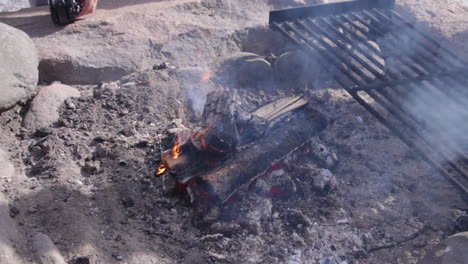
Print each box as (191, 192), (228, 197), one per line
(189, 106), (327, 205)
(199, 90), (239, 153)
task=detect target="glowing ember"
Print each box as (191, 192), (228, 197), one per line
(200, 68), (213, 83)
(305, 147), (310, 153)
(209, 144), (225, 153)
(172, 135), (182, 159)
(193, 127), (209, 140)
(156, 164), (166, 176)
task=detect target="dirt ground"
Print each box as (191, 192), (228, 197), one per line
(0, 0), (467, 263)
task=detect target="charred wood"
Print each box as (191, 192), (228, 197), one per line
(188, 106), (327, 207)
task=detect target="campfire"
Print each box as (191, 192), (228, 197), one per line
(155, 89), (328, 216)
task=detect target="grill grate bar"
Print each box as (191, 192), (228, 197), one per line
(368, 9), (464, 69)
(349, 11), (447, 74)
(270, 2), (468, 194)
(368, 78), (468, 167)
(346, 12), (438, 77)
(349, 88), (468, 194)
(289, 21), (373, 84)
(276, 22), (364, 86)
(272, 22), (359, 86)
(365, 87), (468, 177)
(315, 17), (386, 70)
(330, 15), (431, 78)
(298, 19), (387, 82)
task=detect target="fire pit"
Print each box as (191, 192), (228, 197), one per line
(154, 0), (467, 230)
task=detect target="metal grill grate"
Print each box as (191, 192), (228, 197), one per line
(269, 0), (468, 194)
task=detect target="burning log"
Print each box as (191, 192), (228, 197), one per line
(198, 90), (239, 153)
(188, 105), (327, 207)
(156, 90), (326, 212)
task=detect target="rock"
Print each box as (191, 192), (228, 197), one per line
(0, 23), (38, 109)
(283, 208), (313, 228)
(81, 160), (101, 176)
(237, 57), (274, 89)
(292, 232), (306, 247)
(221, 52), (274, 90)
(23, 82), (80, 131)
(0, 192), (24, 264)
(121, 197), (135, 208)
(162, 173), (177, 195)
(0, 0), (30, 12)
(274, 49), (334, 89)
(251, 178), (271, 196)
(274, 51), (306, 82)
(308, 141), (338, 169)
(418, 232), (468, 264)
(269, 169), (297, 197)
(32, 233), (67, 264)
(0, 148), (15, 179)
(245, 198), (273, 232)
(222, 52), (262, 66)
(93, 82), (120, 100)
(111, 252), (123, 261)
(33, 127), (52, 137)
(313, 169), (337, 193)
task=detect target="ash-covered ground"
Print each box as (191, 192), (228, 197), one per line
(1, 0), (468, 263)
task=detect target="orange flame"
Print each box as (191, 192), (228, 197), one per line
(172, 134), (182, 159)
(156, 164), (166, 176)
(305, 147), (310, 153)
(201, 68), (213, 83)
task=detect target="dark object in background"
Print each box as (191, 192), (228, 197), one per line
(49, 0), (82, 25)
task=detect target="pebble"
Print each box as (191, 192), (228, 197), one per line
(112, 252), (123, 261)
(65, 98), (76, 110)
(313, 169), (338, 193)
(292, 232), (306, 246)
(200, 233), (224, 242)
(68, 179), (83, 186)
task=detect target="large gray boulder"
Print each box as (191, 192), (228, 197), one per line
(0, 0), (30, 12)
(0, 192), (25, 264)
(32, 233), (67, 264)
(0, 148), (15, 179)
(23, 82), (80, 131)
(0, 22), (38, 109)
